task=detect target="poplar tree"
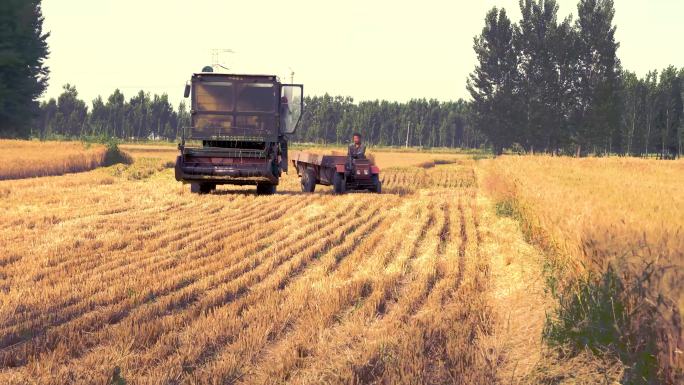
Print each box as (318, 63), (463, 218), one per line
(467, 7), (519, 155)
(574, 0), (621, 155)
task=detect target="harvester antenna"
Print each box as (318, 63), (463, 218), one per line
(210, 48), (235, 72)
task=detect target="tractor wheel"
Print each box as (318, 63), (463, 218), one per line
(333, 172), (346, 194)
(256, 183), (277, 195)
(370, 174), (382, 194)
(301, 169), (316, 193)
(191, 182), (213, 194)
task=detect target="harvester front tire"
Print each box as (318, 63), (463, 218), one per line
(190, 182), (213, 194)
(301, 170), (316, 193)
(333, 173), (346, 195)
(370, 174), (382, 194)
(256, 183), (276, 195)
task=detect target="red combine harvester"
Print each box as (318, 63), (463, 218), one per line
(292, 152), (381, 194)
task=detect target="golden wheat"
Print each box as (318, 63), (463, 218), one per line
(482, 155), (684, 381)
(0, 140), (108, 180)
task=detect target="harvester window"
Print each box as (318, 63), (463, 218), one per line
(195, 81), (234, 111)
(236, 115), (272, 134)
(236, 83), (276, 113)
(192, 114), (234, 137)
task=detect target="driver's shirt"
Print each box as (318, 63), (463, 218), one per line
(348, 143), (366, 159)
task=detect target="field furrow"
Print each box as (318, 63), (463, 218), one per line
(0, 197), (350, 369)
(130, 203), (389, 384)
(0, 196), (309, 354)
(0, 156), (507, 385)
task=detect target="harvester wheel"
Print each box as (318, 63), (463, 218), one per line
(333, 173), (346, 194)
(190, 182), (213, 194)
(370, 174), (382, 194)
(256, 183), (276, 195)
(301, 170), (316, 193)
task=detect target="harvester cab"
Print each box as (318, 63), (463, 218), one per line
(175, 68), (303, 195)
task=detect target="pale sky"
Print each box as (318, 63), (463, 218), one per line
(41, 0), (684, 107)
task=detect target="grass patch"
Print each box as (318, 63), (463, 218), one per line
(543, 264), (671, 384)
(103, 141), (133, 166)
(494, 198), (518, 218)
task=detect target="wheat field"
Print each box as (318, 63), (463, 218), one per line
(482, 156), (684, 382)
(0, 140), (108, 180)
(2, 143), (681, 384)
(0, 146), (511, 384)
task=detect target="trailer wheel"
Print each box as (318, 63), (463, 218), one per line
(301, 170), (316, 193)
(333, 173), (346, 194)
(256, 183), (276, 195)
(190, 182), (213, 194)
(370, 174), (382, 194)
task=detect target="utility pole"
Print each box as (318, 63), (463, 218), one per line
(288, 67), (295, 83)
(405, 121), (411, 148)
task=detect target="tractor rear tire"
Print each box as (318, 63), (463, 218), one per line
(301, 170), (316, 193)
(370, 174), (382, 194)
(333, 172), (346, 194)
(191, 182), (214, 194)
(256, 183), (276, 195)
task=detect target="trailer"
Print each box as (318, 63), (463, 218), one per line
(292, 152), (381, 194)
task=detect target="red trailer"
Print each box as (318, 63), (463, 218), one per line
(292, 152), (381, 194)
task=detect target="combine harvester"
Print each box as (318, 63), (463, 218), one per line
(292, 152), (382, 194)
(175, 67), (303, 195)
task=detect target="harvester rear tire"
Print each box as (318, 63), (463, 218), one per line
(301, 170), (316, 193)
(333, 173), (346, 194)
(256, 183), (276, 195)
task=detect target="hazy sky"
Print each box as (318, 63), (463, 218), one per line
(41, 0), (683, 107)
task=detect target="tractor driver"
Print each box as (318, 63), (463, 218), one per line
(348, 132), (366, 160)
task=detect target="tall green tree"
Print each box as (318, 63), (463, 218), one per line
(621, 71), (642, 155)
(0, 0), (50, 137)
(657, 66), (682, 158)
(38, 97), (56, 138)
(53, 84), (88, 136)
(467, 7), (519, 154)
(176, 100), (190, 140)
(106, 89), (126, 138)
(90, 96), (108, 137)
(574, 0), (621, 155)
(642, 70), (659, 156)
(516, 0), (579, 153)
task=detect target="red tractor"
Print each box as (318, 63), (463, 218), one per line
(292, 152), (381, 194)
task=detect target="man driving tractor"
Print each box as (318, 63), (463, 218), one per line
(348, 132), (366, 159)
(293, 130), (381, 194)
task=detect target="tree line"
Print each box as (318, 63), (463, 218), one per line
(468, 0), (683, 157)
(37, 84), (191, 140)
(33, 85), (478, 148)
(294, 95), (481, 148)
